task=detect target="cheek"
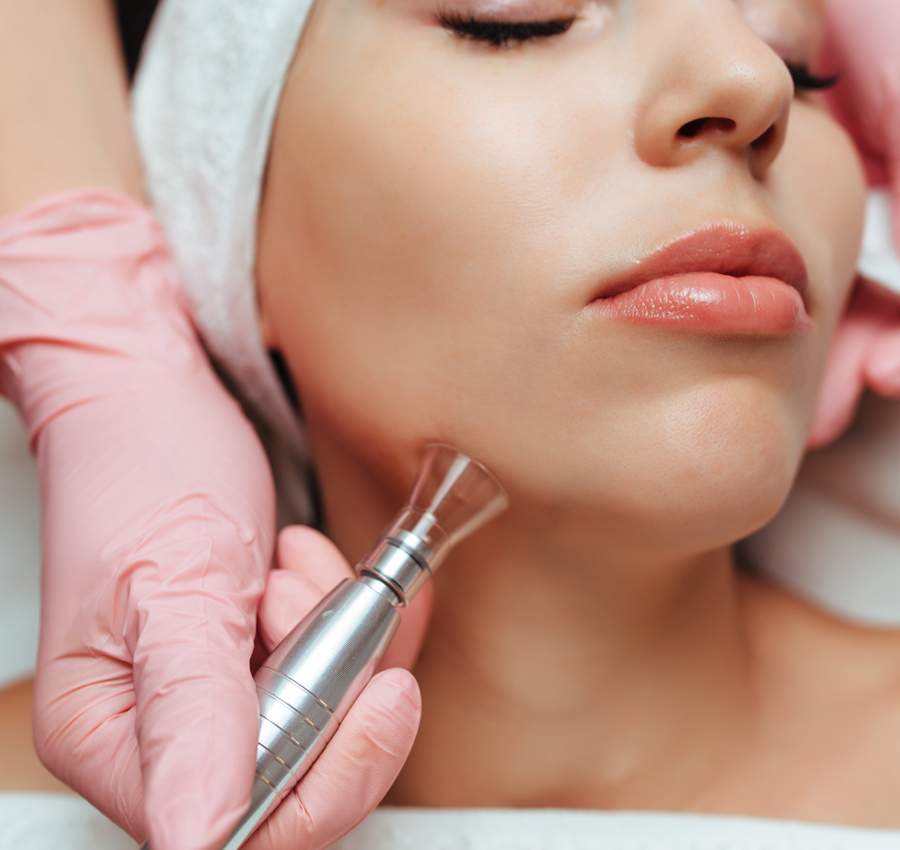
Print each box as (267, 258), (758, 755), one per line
(773, 103), (866, 340)
(255, 25), (865, 547)
(258, 5), (639, 336)
(255, 33), (629, 459)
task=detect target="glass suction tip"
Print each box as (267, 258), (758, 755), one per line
(407, 444), (508, 546)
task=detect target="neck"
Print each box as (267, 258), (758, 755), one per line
(384, 522), (757, 809)
(309, 436), (759, 810)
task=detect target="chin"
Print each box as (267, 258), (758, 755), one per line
(649, 458), (800, 556)
(490, 375), (810, 556)
(620, 378), (810, 552)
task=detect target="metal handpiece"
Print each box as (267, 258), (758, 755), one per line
(140, 444), (507, 850)
(225, 575), (402, 848)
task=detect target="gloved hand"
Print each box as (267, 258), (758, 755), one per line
(807, 0), (900, 446)
(0, 189), (421, 850)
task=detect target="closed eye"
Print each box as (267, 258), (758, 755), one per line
(785, 63), (839, 93)
(437, 14), (839, 93)
(437, 12), (577, 48)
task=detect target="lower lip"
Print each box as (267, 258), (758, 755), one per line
(590, 273), (810, 334)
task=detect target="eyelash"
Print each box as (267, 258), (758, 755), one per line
(785, 64), (839, 92)
(438, 14), (841, 93)
(437, 12), (577, 48)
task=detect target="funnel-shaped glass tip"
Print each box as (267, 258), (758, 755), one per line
(405, 444), (508, 546)
(368, 445), (508, 596)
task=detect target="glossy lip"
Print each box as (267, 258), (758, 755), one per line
(590, 222), (809, 308)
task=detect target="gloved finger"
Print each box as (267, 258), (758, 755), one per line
(809, 278), (897, 447)
(808, 355), (865, 449)
(864, 326), (900, 395)
(122, 512), (268, 850)
(33, 656), (146, 839)
(133, 606), (262, 850)
(809, 324), (871, 448)
(888, 70), (900, 249)
(258, 526), (355, 652)
(244, 667), (421, 850)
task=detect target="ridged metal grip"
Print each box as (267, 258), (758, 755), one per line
(219, 577), (402, 850)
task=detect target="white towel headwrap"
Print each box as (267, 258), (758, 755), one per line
(132, 0), (317, 523)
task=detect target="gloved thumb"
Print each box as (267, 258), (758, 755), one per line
(808, 278), (896, 447)
(257, 526), (353, 653)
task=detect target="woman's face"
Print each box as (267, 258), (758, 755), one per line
(257, 0), (865, 553)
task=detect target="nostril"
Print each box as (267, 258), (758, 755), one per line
(677, 117), (737, 139)
(678, 118), (706, 139)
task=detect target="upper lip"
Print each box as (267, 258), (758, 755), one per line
(592, 223), (809, 303)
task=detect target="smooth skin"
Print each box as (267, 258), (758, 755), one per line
(0, 0), (143, 212)
(256, 0), (900, 827)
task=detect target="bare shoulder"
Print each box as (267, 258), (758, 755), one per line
(739, 576), (900, 826)
(744, 576), (900, 683)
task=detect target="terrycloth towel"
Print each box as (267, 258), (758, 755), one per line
(1, 795), (899, 850)
(860, 189), (900, 296)
(132, 0), (316, 524)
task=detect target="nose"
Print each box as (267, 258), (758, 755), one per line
(633, 2), (794, 180)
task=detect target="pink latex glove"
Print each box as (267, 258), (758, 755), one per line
(810, 277), (900, 447)
(810, 0), (900, 446)
(0, 189), (420, 850)
(824, 0), (900, 200)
